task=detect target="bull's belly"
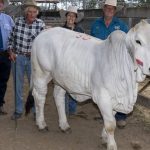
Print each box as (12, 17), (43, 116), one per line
(70, 94), (91, 102)
(53, 72), (92, 101)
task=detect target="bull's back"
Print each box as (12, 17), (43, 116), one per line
(31, 27), (103, 95)
(32, 27), (101, 71)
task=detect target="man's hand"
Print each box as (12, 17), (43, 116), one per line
(8, 50), (17, 62)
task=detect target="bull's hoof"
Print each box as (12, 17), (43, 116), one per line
(101, 137), (107, 148)
(61, 127), (72, 134)
(38, 126), (49, 132)
(107, 145), (117, 150)
(101, 142), (107, 148)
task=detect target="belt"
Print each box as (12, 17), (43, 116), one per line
(0, 50), (9, 57)
(16, 51), (31, 57)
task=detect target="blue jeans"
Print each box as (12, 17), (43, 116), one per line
(12, 55), (31, 114)
(65, 93), (77, 115)
(115, 112), (127, 121)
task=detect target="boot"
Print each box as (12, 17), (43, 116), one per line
(0, 106), (7, 115)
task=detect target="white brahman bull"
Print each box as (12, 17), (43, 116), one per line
(27, 20), (150, 150)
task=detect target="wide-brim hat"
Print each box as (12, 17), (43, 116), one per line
(22, 0), (40, 10)
(59, 6), (84, 23)
(102, 0), (123, 12)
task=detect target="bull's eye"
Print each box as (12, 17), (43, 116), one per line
(136, 40), (141, 45)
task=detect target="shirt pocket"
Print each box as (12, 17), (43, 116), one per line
(4, 24), (12, 31)
(4, 24), (12, 36)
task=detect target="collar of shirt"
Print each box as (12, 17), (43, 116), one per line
(99, 17), (118, 28)
(22, 17), (38, 25)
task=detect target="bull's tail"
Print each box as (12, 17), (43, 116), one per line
(25, 40), (39, 116)
(25, 90), (35, 116)
(25, 71), (35, 116)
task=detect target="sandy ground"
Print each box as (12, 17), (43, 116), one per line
(0, 74), (150, 150)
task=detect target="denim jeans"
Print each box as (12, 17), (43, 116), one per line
(12, 54), (31, 114)
(115, 112), (127, 121)
(65, 93), (77, 115)
(0, 56), (11, 107)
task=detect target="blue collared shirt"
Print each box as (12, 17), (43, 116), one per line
(90, 17), (128, 40)
(0, 13), (14, 51)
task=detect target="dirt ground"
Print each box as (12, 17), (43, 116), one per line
(0, 74), (150, 150)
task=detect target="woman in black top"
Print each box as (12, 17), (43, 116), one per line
(60, 6), (84, 115)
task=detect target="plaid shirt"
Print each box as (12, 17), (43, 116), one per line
(8, 17), (45, 53)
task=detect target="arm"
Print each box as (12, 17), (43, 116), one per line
(7, 25), (16, 61)
(90, 20), (100, 38)
(90, 22), (95, 36)
(120, 20), (129, 33)
(7, 16), (16, 52)
(122, 23), (129, 33)
(39, 21), (46, 33)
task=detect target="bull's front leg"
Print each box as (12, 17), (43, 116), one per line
(33, 82), (48, 131)
(53, 85), (70, 132)
(94, 88), (117, 150)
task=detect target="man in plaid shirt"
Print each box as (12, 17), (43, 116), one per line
(8, 0), (45, 120)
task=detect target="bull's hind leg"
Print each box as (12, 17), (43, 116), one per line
(32, 74), (50, 130)
(53, 85), (70, 132)
(94, 88), (117, 150)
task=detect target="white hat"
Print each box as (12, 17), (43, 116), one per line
(23, 0), (40, 10)
(103, 0), (123, 11)
(59, 5), (84, 23)
(67, 5), (78, 14)
(105, 0), (117, 7)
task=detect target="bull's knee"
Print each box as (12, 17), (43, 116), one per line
(105, 121), (116, 134)
(33, 84), (47, 101)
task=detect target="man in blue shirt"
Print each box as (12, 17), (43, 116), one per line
(0, 0), (14, 115)
(91, 0), (128, 128)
